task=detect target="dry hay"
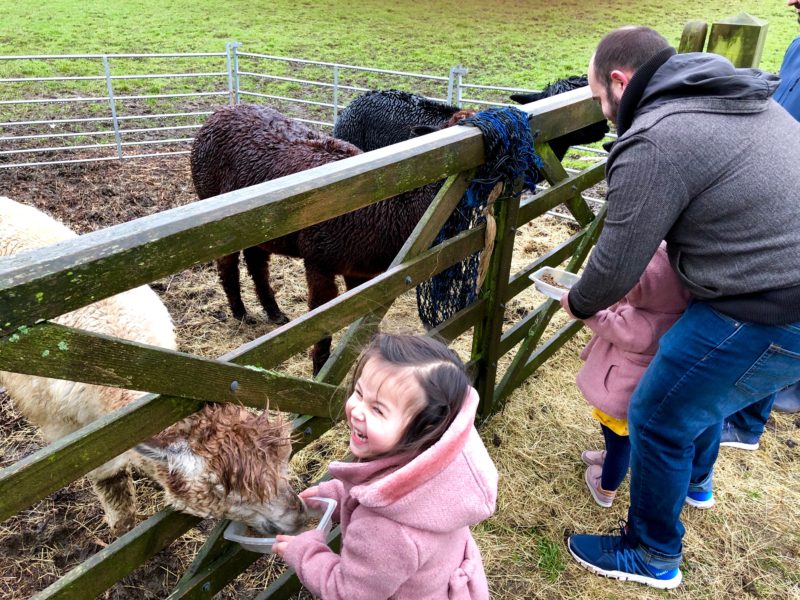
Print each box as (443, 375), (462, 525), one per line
(1, 155), (799, 599)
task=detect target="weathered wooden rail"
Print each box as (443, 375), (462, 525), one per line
(0, 86), (606, 598)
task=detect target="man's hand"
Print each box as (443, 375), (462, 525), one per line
(560, 291), (578, 319)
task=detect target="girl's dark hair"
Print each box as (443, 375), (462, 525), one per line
(349, 333), (470, 458)
(593, 26), (671, 87)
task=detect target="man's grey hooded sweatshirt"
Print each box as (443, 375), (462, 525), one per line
(569, 51), (800, 325)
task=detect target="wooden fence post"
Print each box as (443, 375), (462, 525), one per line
(706, 13), (768, 67)
(471, 181), (522, 421)
(678, 20), (709, 53)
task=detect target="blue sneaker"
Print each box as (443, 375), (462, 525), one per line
(685, 489), (715, 509)
(568, 526), (682, 589)
(719, 421), (760, 451)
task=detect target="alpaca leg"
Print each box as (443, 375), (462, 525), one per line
(343, 275), (370, 292)
(244, 246), (289, 324)
(306, 263), (340, 375)
(88, 463), (137, 536)
(38, 424), (137, 535)
(216, 252), (249, 321)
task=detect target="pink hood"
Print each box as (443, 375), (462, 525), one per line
(329, 387), (496, 531)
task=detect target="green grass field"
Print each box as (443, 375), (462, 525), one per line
(0, 0), (796, 83)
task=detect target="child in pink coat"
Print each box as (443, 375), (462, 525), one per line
(560, 243), (690, 508)
(273, 334), (498, 600)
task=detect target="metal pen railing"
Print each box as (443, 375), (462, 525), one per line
(0, 43), (609, 172)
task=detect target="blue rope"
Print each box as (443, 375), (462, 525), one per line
(417, 107), (542, 329)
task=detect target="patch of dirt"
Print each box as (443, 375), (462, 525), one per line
(0, 148), (195, 233)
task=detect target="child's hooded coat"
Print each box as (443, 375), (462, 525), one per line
(282, 387), (497, 600)
(566, 243), (690, 420)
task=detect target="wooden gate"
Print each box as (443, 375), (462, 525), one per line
(0, 86), (605, 598)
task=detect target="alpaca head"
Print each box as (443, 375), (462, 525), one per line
(136, 403), (308, 535)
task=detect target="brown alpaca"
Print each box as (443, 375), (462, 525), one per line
(0, 196), (307, 536)
(190, 104), (474, 374)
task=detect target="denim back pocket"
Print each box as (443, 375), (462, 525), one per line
(735, 344), (800, 398)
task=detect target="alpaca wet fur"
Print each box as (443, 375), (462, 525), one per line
(509, 75), (609, 160)
(191, 103), (471, 374)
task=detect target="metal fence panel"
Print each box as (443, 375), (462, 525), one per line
(0, 43), (608, 171)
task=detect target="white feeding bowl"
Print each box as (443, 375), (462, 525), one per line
(530, 266), (581, 300)
(223, 496), (337, 554)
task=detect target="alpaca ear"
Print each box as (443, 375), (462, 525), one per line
(134, 441), (170, 465)
(136, 440), (205, 480)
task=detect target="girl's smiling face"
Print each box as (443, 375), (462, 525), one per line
(345, 357), (424, 460)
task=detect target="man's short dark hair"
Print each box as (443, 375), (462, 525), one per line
(594, 26), (672, 87)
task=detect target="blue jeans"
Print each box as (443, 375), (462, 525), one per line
(725, 392), (777, 437)
(626, 301), (800, 568)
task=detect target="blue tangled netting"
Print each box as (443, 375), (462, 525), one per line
(416, 107), (543, 329)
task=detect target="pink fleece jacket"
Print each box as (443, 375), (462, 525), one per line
(283, 387), (497, 600)
(561, 243), (690, 420)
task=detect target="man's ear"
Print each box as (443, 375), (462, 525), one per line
(609, 69), (631, 93)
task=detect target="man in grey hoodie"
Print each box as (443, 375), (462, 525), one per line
(563, 26), (800, 589)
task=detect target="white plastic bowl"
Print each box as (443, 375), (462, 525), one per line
(529, 266), (581, 300)
(223, 496), (337, 553)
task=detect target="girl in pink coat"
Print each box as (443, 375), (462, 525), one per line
(273, 334), (498, 600)
(561, 243), (689, 508)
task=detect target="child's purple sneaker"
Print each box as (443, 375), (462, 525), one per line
(584, 465), (615, 508)
(581, 449), (606, 467)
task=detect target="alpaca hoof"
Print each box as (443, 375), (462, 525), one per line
(232, 311), (258, 325)
(268, 312), (290, 325)
(107, 514), (136, 537)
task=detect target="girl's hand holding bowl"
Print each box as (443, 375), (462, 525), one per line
(272, 534), (295, 557)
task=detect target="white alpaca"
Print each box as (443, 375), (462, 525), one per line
(0, 197), (307, 535)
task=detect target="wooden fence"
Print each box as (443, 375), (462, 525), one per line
(0, 86), (606, 598)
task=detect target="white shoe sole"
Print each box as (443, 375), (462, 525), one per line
(568, 539), (683, 590)
(684, 496), (716, 509)
(719, 440), (759, 451)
